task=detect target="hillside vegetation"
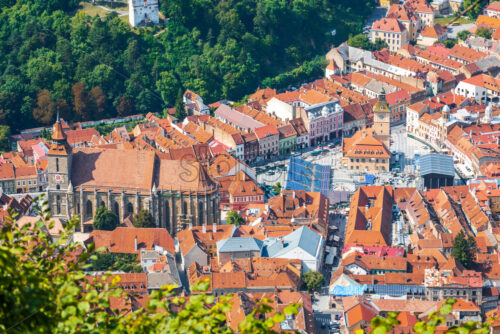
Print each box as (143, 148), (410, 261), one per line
(0, 0), (374, 132)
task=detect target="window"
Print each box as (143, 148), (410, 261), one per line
(56, 195), (61, 215)
(56, 158), (59, 172)
(86, 200), (93, 218)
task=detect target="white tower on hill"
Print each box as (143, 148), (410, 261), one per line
(128, 0), (159, 27)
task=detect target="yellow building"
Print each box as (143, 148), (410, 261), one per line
(372, 88), (391, 148)
(371, 18), (409, 52)
(380, 0), (399, 8)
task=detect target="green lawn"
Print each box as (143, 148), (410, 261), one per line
(435, 16), (474, 26)
(78, 2), (109, 17)
(77, 1), (129, 22)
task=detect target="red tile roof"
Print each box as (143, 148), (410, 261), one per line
(88, 227), (175, 255)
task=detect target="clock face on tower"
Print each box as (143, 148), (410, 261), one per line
(54, 174), (63, 184)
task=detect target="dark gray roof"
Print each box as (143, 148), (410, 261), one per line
(419, 153), (455, 177)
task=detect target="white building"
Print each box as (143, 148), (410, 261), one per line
(128, 0), (159, 27)
(262, 226), (325, 272)
(454, 75), (490, 103)
(266, 97), (296, 122)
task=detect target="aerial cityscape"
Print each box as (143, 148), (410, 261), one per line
(3, 0), (500, 333)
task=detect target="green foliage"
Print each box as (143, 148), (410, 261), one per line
(0, 197), (299, 333)
(457, 30), (471, 41)
(476, 27), (492, 39)
(364, 299), (492, 334)
(452, 230), (477, 269)
(261, 56), (326, 90)
(271, 182), (282, 194)
(0, 0), (373, 131)
(132, 209), (155, 228)
(302, 270), (324, 293)
(0, 125), (10, 152)
(443, 39), (457, 48)
(462, 0), (485, 19)
(89, 252), (142, 273)
(174, 88), (187, 121)
(93, 205), (118, 231)
(347, 34), (388, 52)
(226, 210), (245, 226)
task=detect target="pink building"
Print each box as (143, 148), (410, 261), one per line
(306, 101), (344, 146)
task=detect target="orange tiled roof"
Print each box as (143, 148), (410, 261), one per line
(476, 15), (500, 30)
(88, 227), (175, 255)
(372, 18), (407, 33)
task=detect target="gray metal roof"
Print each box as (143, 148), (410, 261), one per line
(418, 153), (455, 177)
(217, 237), (263, 253)
(263, 226), (322, 258)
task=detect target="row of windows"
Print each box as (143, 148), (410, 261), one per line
(17, 179), (37, 186)
(350, 158), (386, 163)
(233, 196), (262, 202)
(350, 165), (386, 171)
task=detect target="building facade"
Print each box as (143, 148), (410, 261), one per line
(46, 118), (220, 234)
(128, 0), (159, 27)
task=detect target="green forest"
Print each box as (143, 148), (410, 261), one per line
(0, 0), (374, 133)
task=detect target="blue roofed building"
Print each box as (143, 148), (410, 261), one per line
(285, 157), (331, 196)
(261, 226), (325, 272)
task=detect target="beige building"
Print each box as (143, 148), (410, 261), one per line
(372, 18), (409, 52)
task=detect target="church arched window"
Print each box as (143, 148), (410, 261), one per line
(86, 200), (93, 218)
(127, 203), (134, 216)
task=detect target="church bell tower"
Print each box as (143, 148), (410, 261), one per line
(47, 113), (72, 191)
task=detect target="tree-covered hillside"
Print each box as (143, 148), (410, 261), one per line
(0, 0), (374, 132)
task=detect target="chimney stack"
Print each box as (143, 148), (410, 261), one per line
(189, 223), (193, 230)
(202, 224), (206, 233)
(134, 236), (138, 252)
(213, 223), (216, 233)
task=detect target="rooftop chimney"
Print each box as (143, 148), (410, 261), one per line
(202, 224), (206, 233)
(189, 223), (193, 230)
(134, 236), (138, 251)
(213, 223), (217, 233)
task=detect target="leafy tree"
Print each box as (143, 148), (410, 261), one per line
(157, 71), (180, 106)
(0, 125), (11, 152)
(452, 230), (477, 269)
(174, 89), (186, 121)
(117, 95), (134, 116)
(72, 82), (90, 121)
(0, 197), (299, 332)
(33, 89), (56, 125)
(132, 209), (155, 228)
(443, 39), (457, 48)
(347, 33), (373, 50)
(93, 205), (119, 231)
(462, 0), (485, 19)
(88, 86), (107, 119)
(476, 27), (492, 39)
(271, 182), (282, 194)
(373, 38), (388, 51)
(89, 253), (142, 273)
(302, 270), (324, 293)
(56, 98), (73, 121)
(457, 30), (471, 41)
(226, 210), (245, 226)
